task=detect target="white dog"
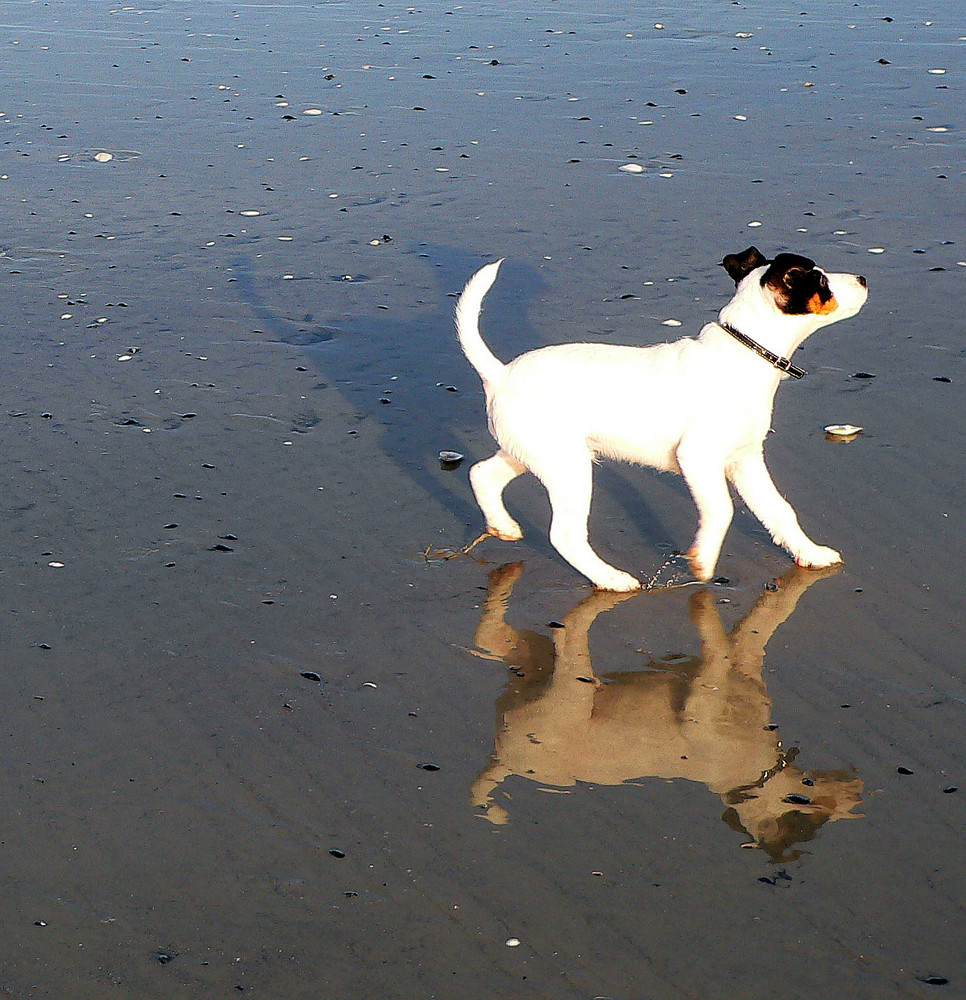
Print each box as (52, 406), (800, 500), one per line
(455, 247), (868, 591)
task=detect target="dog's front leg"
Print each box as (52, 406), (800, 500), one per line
(729, 450), (842, 570)
(677, 446), (734, 582)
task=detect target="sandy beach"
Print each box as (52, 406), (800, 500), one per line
(1, 1), (964, 997)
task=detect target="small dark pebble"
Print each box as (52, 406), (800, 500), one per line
(219, 533), (238, 541)
(329, 849), (346, 858)
(116, 417), (141, 426)
(418, 762), (440, 771)
(942, 786), (958, 794)
(576, 675), (596, 684)
(841, 703), (851, 708)
(296, 365), (307, 371)
(208, 543), (233, 552)
(38, 643), (51, 650)
(784, 793), (812, 805)
(916, 976), (949, 986)
(41, 412), (53, 419)
(712, 576), (730, 585)
(202, 462), (215, 469)
(850, 372), (876, 379)
(163, 523), (178, 529)
(877, 57), (890, 64)
(933, 376), (951, 383)
(300, 671), (322, 683)
(764, 580), (778, 592)
(763, 723), (780, 731)
(344, 890), (359, 897)
(897, 766), (914, 775)
(34, 920), (47, 927)
(801, 777), (814, 786)
(547, 620), (565, 629)
(156, 951), (176, 965)
(180, 412), (197, 419)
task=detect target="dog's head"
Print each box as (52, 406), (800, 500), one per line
(720, 246), (868, 326)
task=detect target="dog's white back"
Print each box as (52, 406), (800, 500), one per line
(456, 249), (868, 590)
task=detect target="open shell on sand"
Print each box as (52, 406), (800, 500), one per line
(824, 424), (863, 441)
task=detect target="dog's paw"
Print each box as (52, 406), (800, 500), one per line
(795, 545), (843, 570)
(486, 523), (523, 542)
(593, 569), (641, 593)
(687, 547), (715, 583)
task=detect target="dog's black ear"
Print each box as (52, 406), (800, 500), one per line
(720, 247), (769, 285)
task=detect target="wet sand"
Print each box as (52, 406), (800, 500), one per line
(1, 1), (964, 997)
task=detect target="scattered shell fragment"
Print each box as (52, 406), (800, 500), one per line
(619, 162), (644, 173)
(505, 938), (521, 947)
(662, 319), (682, 327)
(48, 561), (65, 568)
(93, 151), (113, 163)
(240, 209), (260, 217)
(928, 68), (947, 74)
(824, 424), (863, 441)
(868, 247), (885, 254)
(303, 108), (323, 115)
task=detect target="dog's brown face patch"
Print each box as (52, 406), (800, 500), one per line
(808, 291), (839, 315)
(762, 254), (839, 316)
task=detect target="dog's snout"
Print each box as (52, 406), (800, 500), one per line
(857, 275), (867, 288)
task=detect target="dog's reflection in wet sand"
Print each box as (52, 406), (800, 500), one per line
(470, 564), (862, 861)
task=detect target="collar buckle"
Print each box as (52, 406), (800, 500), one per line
(719, 322), (807, 380)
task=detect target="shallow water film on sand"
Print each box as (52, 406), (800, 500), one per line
(0, 1), (963, 996)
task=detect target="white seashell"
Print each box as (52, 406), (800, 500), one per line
(928, 68), (947, 74)
(868, 247), (885, 254)
(662, 319), (682, 327)
(240, 209), (260, 216)
(48, 561), (65, 568)
(824, 424), (863, 438)
(438, 450), (464, 463)
(302, 108), (323, 115)
(93, 151), (113, 163)
(117, 354), (134, 362)
(505, 938), (521, 947)
(619, 162), (644, 173)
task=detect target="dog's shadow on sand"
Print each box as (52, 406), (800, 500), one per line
(231, 246), (681, 562)
(467, 562), (863, 862)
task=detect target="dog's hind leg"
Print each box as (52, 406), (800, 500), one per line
(677, 444), (734, 582)
(729, 450), (842, 569)
(470, 450), (527, 541)
(533, 447), (640, 592)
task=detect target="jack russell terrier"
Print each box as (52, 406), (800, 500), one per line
(455, 247), (868, 591)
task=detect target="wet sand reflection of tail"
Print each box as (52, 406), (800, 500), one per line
(469, 563), (863, 861)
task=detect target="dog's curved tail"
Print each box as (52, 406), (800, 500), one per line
(455, 259), (506, 387)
